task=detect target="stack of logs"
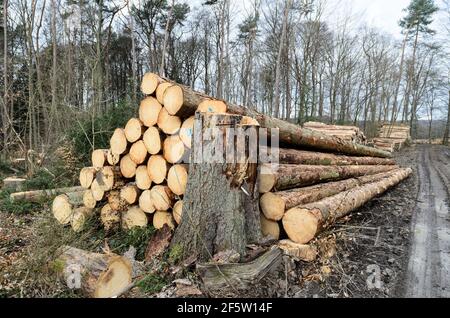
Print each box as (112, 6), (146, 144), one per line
(371, 124), (411, 152)
(303, 122), (366, 144)
(51, 72), (412, 264)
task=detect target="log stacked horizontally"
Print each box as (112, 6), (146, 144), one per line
(51, 72), (412, 264)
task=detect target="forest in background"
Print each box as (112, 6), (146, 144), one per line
(0, 0), (449, 161)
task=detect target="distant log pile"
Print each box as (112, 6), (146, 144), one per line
(371, 124), (411, 153)
(303, 122), (366, 144)
(42, 73), (412, 295)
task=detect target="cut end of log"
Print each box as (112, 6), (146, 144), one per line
(122, 206), (148, 230)
(258, 166), (276, 193)
(110, 128), (128, 155)
(94, 256), (132, 298)
(52, 194), (73, 225)
(106, 149), (120, 166)
(91, 179), (105, 201)
(163, 85), (183, 115)
(260, 213), (280, 240)
(124, 118), (144, 143)
(260, 192), (285, 221)
(129, 140), (148, 165)
(92, 149), (107, 169)
(157, 107), (181, 135)
(120, 185), (140, 205)
(71, 207), (93, 233)
(156, 82), (172, 104)
(197, 99), (227, 114)
(100, 204), (121, 232)
(83, 190), (97, 209)
(135, 165), (152, 190)
(167, 164), (188, 196)
(139, 97), (162, 127)
(153, 211), (175, 230)
(139, 190), (156, 214)
(120, 155), (137, 179)
(147, 155), (168, 184)
(179, 116), (194, 149)
(141, 73), (160, 95)
(80, 167), (96, 189)
(143, 127), (162, 155)
(282, 208), (319, 244)
(173, 200), (183, 225)
(150, 185), (174, 211)
(163, 135), (185, 164)
(278, 240), (317, 262)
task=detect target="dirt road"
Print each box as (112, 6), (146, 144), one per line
(405, 145), (450, 297)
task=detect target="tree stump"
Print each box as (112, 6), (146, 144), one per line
(171, 113), (261, 261)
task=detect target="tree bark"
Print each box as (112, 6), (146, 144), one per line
(443, 89), (450, 146)
(259, 164), (399, 193)
(171, 113), (261, 261)
(282, 168), (412, 244)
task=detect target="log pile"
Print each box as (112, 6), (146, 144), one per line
(303, 122), (366, 144)
(50, 73), (412, 278)
(371, 124), (411, 152)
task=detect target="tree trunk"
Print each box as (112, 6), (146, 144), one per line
(55, 246), (132, 298)
(282, 168), (412, 244)
(260, 168), (406, 221)
(171, 113), (261, 261)
(259, 164), (398, 193)
(443, 89), (450, 146)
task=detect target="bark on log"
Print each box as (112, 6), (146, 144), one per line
(282, 168), (413, 244)
(55, 246), (132, 298)
(149, 73), (391, 158)
(171, 113), (261, 261)
(260, 169), (405, 221)
(273, 148), (396, 166)
(10, 186), (84, 203)
(139, 97), (162, 127)
(258, 164), (399, 193)
(52, 192), (85, 225)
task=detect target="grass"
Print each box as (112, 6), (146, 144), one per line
(136, 273), (167, 294)
(0, 189), (47, 215)
(108, 226), (157, 261)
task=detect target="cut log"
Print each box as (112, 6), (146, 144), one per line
(110, 128), (128, 155)
(260, 169), (405, 221)
(129, 140), (148, 165)
(163, 135), (185, 164)
(124, 118), (145, 143)
(141, 72), (161, 95)
(139, 97), (162, 127)
(106, 149), (120, 166)
(122, 206), (148, 230)
(120, 184), (141, 205)
(100, 204), (121, 232)
(143, 127), (162, 155)
(179, 116), (194, 149)
(148, 73), (391, 158)
(55, 246), (132, 298)
(172, 113), (261, 261)
(138, 190), (156, 214)
(260, 213), (280, 240)
(2, 177), (26, 192)
(91, 179), (105, 201)
(273, 148), (396, 166)
(197, 99), (227, 114)
(83, 190), (97, 209)
(153, 211), (175, 230)
(10, 186), (84, 203)
(258, 164), (399, 193)
(147, 155), (169, 184)
(282, 168), (413, 244)
(173, 200), (183, 225)
(156, 82), (172, 104)
(277, 240), (317, 262)
(157, 107), (181, 135)
(150, 185), (174, 211)
(135, 165), (152, 190)
(52, 192), (85, 225)
(120, 154), (137, 179)
(167, 164), (188, 196)
(92, 149), (108, 169)
(96, 166), (123, 191)
(71, 207), (94, 232)
(107, 190), (127, 211)
(79, 167), (96, 189)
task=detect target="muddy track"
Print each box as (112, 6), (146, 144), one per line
(404, 145), (450, 297)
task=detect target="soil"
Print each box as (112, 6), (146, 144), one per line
(1, 145), (449, 298)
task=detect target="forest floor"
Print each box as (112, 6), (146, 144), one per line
(0, 145), (449, 298)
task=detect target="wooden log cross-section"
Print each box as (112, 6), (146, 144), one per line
(171, 113), (261, 261)
(282, 167), (413, 244)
